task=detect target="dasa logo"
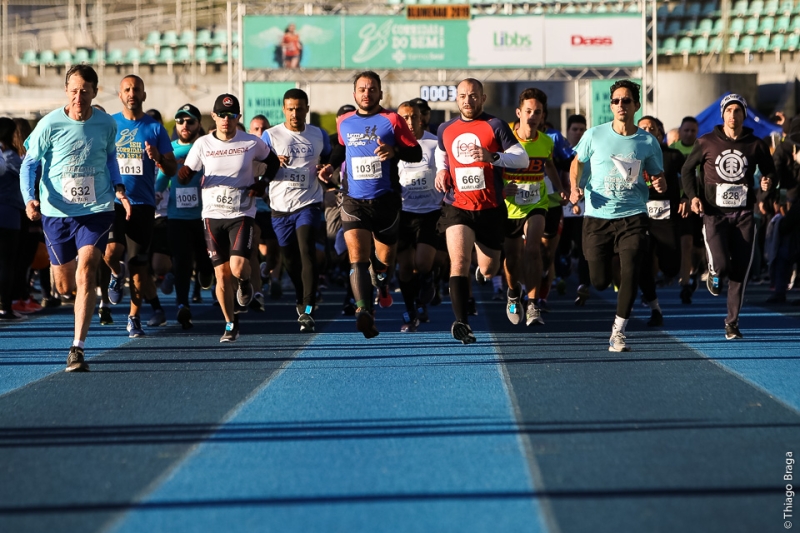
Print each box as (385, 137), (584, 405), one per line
(494, 32), (532, 48)
(571, 35), (613, 46)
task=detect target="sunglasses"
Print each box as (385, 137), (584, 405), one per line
(216, 112), (240, 120)
(611, 97), (634, 105)
(175, 118), (197, 125)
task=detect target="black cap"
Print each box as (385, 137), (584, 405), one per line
(410, 97), (431, 113)
(337, 104), (356, 117)
(213, 94), (240, 115)
(175, 103), (201, 121)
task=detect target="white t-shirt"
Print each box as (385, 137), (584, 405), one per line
(398, 131), (443, 214)
(184, 130), (271, 220)
(264, 123), (327, 214)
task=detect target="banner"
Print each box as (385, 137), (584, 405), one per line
(590, 79), (643, 127)
(467, 16), (545, 67)
(242, 16), (341, 69)
(243, 82), (297, 125)
(342, 16), (468, 69)
(544, 15), (643, 67)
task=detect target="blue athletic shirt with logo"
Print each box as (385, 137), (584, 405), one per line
(113, 113), (173, 207)
(21, 107), (120, 218)
(155, 141), (201, 220)
(336, 108), (418, 200)
(574, 122), (664, 219)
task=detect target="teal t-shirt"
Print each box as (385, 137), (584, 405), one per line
(574, 122), (664, 219)
(24, 107), (118, 218)
(156, 140), (202, 220)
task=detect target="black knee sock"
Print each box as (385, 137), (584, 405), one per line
(449, 276), (469, 323)
(399, 275), (419, 318)
(350, 262), (373, 310)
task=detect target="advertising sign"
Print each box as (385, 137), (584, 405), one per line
(590, 79), (643, 127)
(242, 16), (341, 69)
(243, 82), (297, 125)
(544, 15), (643, 67)
(467, 16), (545, 67)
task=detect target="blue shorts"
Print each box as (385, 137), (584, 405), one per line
(42, 212), (115, 265)
(272, 204), (323, 248)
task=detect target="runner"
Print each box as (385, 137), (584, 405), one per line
(248, 115), (270, 138)
(502, 88), (566, 326)
(569, 80), (665, 352)
(105, 75), (176, 337)
(178, 94), (280, 342)
(435, 78), (528, 344)
(20, 65), (132, 371)
(263, 88), (331, 333)
(395, 101), (444, 332)
(155, 103), (213, 329)
(322, 71), (422, 339)
(681, 94), (776, 339)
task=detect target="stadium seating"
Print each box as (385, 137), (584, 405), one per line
(692, 34), (710, 53)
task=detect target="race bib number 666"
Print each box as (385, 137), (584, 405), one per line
(455, 167), (486, 192)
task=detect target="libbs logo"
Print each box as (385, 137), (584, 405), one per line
(571, 35), (613, 46)
(494, 32), (531, 48)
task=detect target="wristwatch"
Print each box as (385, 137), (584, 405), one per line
(492, 152), (500, 162)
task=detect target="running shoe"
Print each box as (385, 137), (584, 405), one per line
(21, 298), (43, 313)
(298, 313), (315, 333)
(506, 283), (524, 325)
(65, 346), (89, 372)
(147, 308), (167, 327)
(525, 300), (544, 326)
(249, 293), (266, 312)
(41, 297), (62, 308)
(451, 320), (476, 344)
(160, 272), (175, 295)
(475, 266), (487, 285)
(177, 305), (193, 330)
(724, 323), (743, 340)
(680, 284), (693, 304)
(707, 275), (721, 297)
(400, 312), (419, 333)
(199, 271), (215, 290)
(127, 315), (146, 338)
(98, 307), (113, 325)
(355, 307), (379, 339)
(467, 297), (478, 316)
(236, 279), (254, 306)
(647, 309), (664, 327)
(12, 299), (38, 314)
(608, 329), (630, 352)
(220, 321), (239, 343)
(0, 310), (26, 321)
(108, 263), (125, 305)
(575, 284), (590, 306)
(377, 285), (393, 308)
(417, 304), (430, 323)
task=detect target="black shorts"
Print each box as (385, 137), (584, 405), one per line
(340, 193), (401, 246)
(437, 203), (506, 251)
(543, 205), (563, 239)
(150, 216), (171, 255)
(203, 217), (254, 267)
(582, 214), (649, 261)
(108, 203), (155, 263)
(677, 211), (704, 247)
(254, 211), (277, 242)
(505, 208), (546, 240)
(398, 209), (445, 252)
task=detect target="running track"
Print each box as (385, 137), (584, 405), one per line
(0, 279), (797, 533)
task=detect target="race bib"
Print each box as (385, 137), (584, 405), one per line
(514, 182), (541, 206)
(202, 186), (242, 213)
(117, 157), (143, 176)
(646, 199), (671, 220)
(284, 167), (310, 190)
(351, 156), (382, 181)
(61, 175), (96, 204)
(610, 155), (642, 183)
(716, 183), (747, 207)
(175, 187), (199, 209)
(400, 169), (433, 191)
(455, 167), (486, 192)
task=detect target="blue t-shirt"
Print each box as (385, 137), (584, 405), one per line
(113, 113), (173, 207)
(155, 140), (201, 220)
(574, 122), (664, 219)
(23, 107), (118, 218)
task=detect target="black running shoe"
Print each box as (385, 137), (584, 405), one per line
(647, 309), (664, 327)
(475, 267), (487, 285)
(298, 313), (315, 333)
(65, 346), (89, 372)
(680, 284), (692, 304)
(177, 305), (193, 330)
(416, 304), (430, 323)
(707, 275), (722, 297)
(220, 322), (240, 343)
(236, 279), (254, 306)
(451, 321), (476, 345)
(725, 323), (743, 340)
(98, 307), (113, 325)
(356, 307), (379, 339)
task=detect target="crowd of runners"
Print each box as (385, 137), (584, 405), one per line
(1, 65), (799, 372)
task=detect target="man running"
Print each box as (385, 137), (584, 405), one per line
(20, 65), (132, 371)
(263, 88), (331, 333)
(178, 94), (280, 342)
(323, 71), (422, 338)
(681, 94), (776, 339)
(106, 75), (176, 337)
(435, 78), (528, 344)
(569, 80), (665, 352)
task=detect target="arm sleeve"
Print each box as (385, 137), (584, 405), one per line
(681, 140), (705, 200)
(155, 169), (169, 193)
(496, 143), (529, 169)
(389, 113), (422, 163)
(106, 149), (123, 187)
(20, 154), (39, 204)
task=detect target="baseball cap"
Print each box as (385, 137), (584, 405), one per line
(410, 97), (431, 113)
(720, 94), (748, 118)
(175, 103), (201, 121)
(213, 94), (240, 115)
(336, 104), (356, 117)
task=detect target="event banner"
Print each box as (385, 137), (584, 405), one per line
(243, 14), (642, 70)
(243, 81), (297, 124)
